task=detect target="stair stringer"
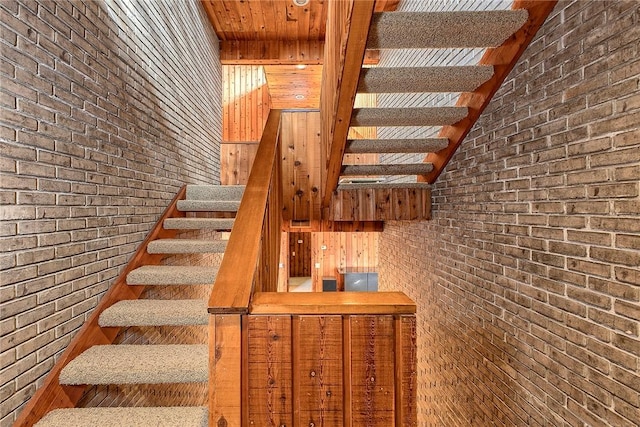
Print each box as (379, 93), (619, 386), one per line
(13, 187), (188, 427)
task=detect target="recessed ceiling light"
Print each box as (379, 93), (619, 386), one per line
(296, 64), (307, 70)
(295, 94), (305, 100)
(293, 0), (309, 6)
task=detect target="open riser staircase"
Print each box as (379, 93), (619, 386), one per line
(30, 185), (243, 427)
(323, 1), (557, 221)
(340, 8), (528, 187)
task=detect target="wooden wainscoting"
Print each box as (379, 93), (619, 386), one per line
(244, 292), (417, 426)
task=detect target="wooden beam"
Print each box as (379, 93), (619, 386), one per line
(220, 40), (381, 66)
(321, 0), (376, 211)
(208, 109), (282, 314)
(249, 292), (416, 315)
(221, 40), (324, 65)
(13, 187), (186, 427)
(422, 0), (558, 184)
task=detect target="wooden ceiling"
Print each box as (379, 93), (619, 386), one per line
(202, 0), (328, 41)
(202, 0), (395, 109)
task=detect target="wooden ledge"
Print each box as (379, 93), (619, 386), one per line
(249, 291), (416, 315)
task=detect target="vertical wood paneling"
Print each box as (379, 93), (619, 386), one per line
(280, 111), (322, 222)
(311, 232), (379, 291)
(295, 316), (344, 426)
(320, 0), (376, 209)
(247, 316), (293, 426)
(397, 315), (418, 426)
(223, 65), (270, 142)
(209, 315), (242, 426)
(330, 187), (432, 221)
(220, 143), (259, 185)
(350, 315), (395, 426)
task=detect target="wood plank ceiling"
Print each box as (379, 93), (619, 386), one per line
(202, 0), (329, 109)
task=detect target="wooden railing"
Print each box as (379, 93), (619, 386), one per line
(209, 107), (418, 425)
(14, 187), (187, 427)
(208, 109), (283, 424)
(320, 0), (376, 212)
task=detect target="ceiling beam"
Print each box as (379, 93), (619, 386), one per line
(221, 40), (380, 65)
(220, 40), (324, 65)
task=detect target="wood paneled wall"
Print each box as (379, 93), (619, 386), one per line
(280, 230), (380, 291)
(280, 111), (322, 222)
(330, 187), (432, 221)
(245, 314), (417, 426)
(223, 65), (270, 142)
(220, 142), (258, 185)
(311, 232), (378, 291)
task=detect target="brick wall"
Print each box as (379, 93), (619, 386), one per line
(0, 0), (222, 424)
(379, 1), (639, 426)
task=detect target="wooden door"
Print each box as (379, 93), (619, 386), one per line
(289, 232), (311, 277)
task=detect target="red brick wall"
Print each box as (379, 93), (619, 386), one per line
(378, 1), (639, 426)
(0, 0), (222, 424)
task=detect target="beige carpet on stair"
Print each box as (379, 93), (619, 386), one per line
(35, 407), (207, 427)
(59, 345), (208, 385)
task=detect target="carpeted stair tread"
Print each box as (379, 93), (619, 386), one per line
(176, 200), (240, 212)
(367, 10), (529, 49)
(59, 345), (208, 385)
(351, 107), (468, 127)
(358, 66), (494, 93)
(147, 239), (227, 254)
(337, 182), (432, 190)
(163, 217), (235, 230)
(342, 163), (434, 176)
(346, 138), (449, 154)
(127, 265), (218, 285)
(35, 407), (208, 427)
(99, 299), (208, 327)
(185, 184), (244, 201)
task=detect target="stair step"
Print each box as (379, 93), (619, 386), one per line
(59, 344), (208, 385)
(147, 239), (227, 254)
(163, 217), (235, 230)
(351, 107), (467, 127)
(337, 182), (431, 190)
(99, 299), (208, 327)
(127, 265), (218, 285)
(346, 138), (449, 154)
(177, 200), (240, 212)
(367, 10), (529, 49)
(35, 407), (208, 427)
(185, 184), (244, 201)
(358, 66), (494, 94)
(342, 163), (434, 176)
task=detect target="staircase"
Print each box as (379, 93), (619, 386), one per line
(320, 1), (556, 222)
(337, 8), (528, 192)
(33, 185), (242, 427)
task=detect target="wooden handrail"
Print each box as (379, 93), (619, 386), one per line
(250, 291), (416, 315)
(422, 0), (558, 183)
(320, 0), (376, 212)
(14, 187), (187, 427)
(208, 109), (282, 314)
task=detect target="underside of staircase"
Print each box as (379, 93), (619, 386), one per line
(340, 9), (528, 187)
(325, 1), (557, 220)
(31, 185), (242, 427)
